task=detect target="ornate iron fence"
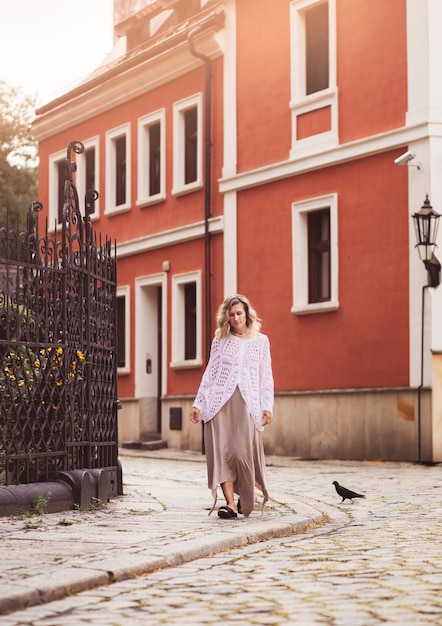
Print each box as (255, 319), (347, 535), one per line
(0, 141), (119, 490)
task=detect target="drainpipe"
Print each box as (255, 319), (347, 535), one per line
(188, 27), (212, 365)
(417, 284), (430, 462)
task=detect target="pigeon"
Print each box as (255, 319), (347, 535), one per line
(332, 481), (365, 503)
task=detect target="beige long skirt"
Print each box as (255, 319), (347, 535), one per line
(204, 387), (268, 517)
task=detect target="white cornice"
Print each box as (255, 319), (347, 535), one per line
(33, 22), (224, 141)
(116, 215), (224, 258)
(219, 121), (435, 194)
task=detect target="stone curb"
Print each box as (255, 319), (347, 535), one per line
(0, 511), (322, 615)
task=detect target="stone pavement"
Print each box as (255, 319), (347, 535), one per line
(0, 449), (321, 618)
(0, 450), (442, 625)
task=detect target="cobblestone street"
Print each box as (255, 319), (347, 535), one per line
(1, 454), (442, 625)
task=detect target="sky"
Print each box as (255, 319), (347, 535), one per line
(0, 0), (114, 106)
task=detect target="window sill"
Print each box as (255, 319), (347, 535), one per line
(104, 203), (132, 217)
(292, 300), (339, 315)
(290, 87), (337, 113)
(170, 358), (203, 370)
(171, 181), (203, 197)
(136, 194), (166, 208)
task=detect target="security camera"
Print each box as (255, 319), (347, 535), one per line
(394, 151), (416, 166)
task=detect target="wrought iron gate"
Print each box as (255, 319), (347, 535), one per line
(0, 141), (119, 489)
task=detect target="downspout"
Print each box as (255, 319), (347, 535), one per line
(417, 284), (430, 462)
(188, 28), (212, 365)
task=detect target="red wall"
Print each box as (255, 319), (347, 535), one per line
(236, 0), (291, 171)
(36, 0), (411, 403)
(37, 58), (224, 244)
(36, 55), (225, 401)
(235, 0), (407, 171)
(337, 0), (407, 141)
(116, 229), (224, 399)
(236, 150), (410, 391)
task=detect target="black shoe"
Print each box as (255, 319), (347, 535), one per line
(218, 506), (237, 519)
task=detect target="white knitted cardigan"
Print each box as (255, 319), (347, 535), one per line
(193, 333), (274, 431)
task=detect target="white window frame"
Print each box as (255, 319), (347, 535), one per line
(289, 0), (338, 156)
(292, 193), (339, 314)
(172, 93), (203, 196)
(76, 136), (100, 221)
(105, 123), (131, 215)
(48, 148), (66, 232)
(137, 109), (166, 206)
(117, 285), (131, 375)
(170, 270), (203, 368)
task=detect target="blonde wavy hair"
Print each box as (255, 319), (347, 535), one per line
(215, 294), (262, 339)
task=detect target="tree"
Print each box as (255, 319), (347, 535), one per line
(0, 81), (38, 233)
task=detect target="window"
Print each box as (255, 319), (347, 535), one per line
(308, 209), (330, 302)
(149, 124), (161, 195)
(115, 136), (126, 206)
(117, 295), (127, 369)
(172, 94), (203, 195)
(105, 124), (131, 215)
(290, 0), (337, 154)
(171, 271), (202, 368)
(137, 110), (166, 205)
(49, 140), (100, 229)
(76, 136), (100, 219)
(48, 149), (66, 230)
(292, 194), (338, 314)
(184, 107), (198, 185)
(56, 160), (65, 223)
(85, 147), (95, 192)
(305, 2), (329, 95)
(116, 286), (130, 373)
(184, 282), (197, 360)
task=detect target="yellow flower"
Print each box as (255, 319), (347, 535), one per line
(56, 379), (63, 387)
(18, 380), (25, 387)
(34, 360), (41, 368)
(57, 347), (63, 355)
(76, 350), (85, 361)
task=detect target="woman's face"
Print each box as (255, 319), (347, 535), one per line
(229, 302), (247, 334)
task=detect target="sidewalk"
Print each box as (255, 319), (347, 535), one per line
(0, 449), (323, 616)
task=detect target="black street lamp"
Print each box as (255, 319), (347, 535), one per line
(412, 195), (441, 287)
(412, 195), (441, 462)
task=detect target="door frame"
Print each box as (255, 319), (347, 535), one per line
(135, 273), (168, 425)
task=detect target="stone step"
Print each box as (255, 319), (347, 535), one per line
(140, 433), (164, 442)
(140, 440), (168, 451)
(121, 439), (168, 451)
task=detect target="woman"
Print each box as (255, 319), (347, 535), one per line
(190, 294), (274, 519)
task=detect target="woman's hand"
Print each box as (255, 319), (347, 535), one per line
(262, 411), (272, 426)
(190, 408), (200, 424)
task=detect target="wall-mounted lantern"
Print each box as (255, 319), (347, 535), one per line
(412, 195), (441, 287)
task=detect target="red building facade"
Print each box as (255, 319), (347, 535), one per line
(33, 0), (442, 461)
